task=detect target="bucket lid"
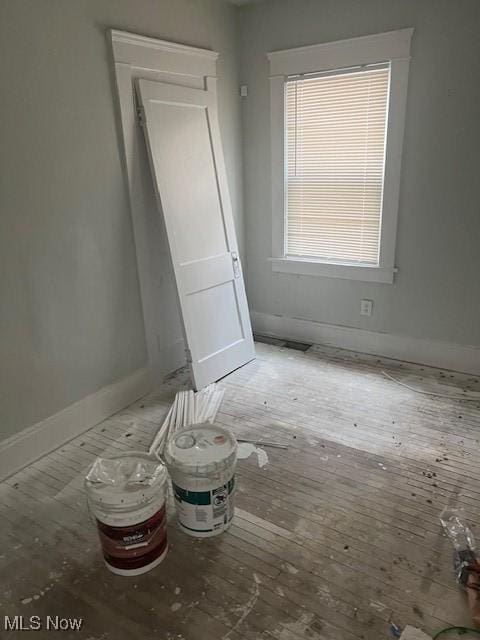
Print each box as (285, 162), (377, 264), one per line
(164, 423), (237, 476)
(85, 453), (167, 508)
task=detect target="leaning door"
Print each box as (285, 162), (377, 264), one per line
(136, 79), (255, 389)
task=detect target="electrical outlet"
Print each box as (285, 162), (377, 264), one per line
(360, 299), (373, 316)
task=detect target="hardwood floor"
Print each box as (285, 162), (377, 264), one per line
(2, 342), (480, 639)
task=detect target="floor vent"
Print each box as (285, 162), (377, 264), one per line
(254, 334), (312, 352)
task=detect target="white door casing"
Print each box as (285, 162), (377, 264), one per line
(136, 78), (255, 389)
(110, 30), (219, 381)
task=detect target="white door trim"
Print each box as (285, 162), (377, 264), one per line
(110, 29), (218, 74)
(109, 30), (219, 381)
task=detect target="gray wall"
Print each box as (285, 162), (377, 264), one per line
(239, 0), (480, 347)
(3, 0), (479, 443)
(0, 0), (243, 440)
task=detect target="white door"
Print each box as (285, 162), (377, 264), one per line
(136, 78), (255, 390)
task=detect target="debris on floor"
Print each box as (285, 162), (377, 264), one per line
(399, 626), (432, 640)
(389, 507), (480, 640)
(440, 507), (480, 627)
(237, 441), (269, 467)
(236, 438), (288, 449)
(147, 385), (277, 469)
(149, 383), (225, 457)
(382, 370), (480, 401)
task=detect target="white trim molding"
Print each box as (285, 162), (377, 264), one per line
(0, 367), (151, 482)
(251, 311), (480, 376)
(267, 28), (413, 76)
(111, 29), (218, 59)
(268, 28), (414, 284)
(270, 257), (397, 284)
(110, 29), (218, 77)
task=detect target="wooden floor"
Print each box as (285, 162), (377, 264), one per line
(2, 342), (480, 639)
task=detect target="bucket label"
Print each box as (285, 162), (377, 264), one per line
(96, 505), (167, 572)
(173, 476), (235, 534)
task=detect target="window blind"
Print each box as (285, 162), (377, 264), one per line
(285, 65), (390, 265)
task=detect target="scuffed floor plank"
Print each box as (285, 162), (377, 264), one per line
(1, 342), (479, 639)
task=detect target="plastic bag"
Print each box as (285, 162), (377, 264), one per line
(440, 507), (476, 552)
(86, 455), (164, 488)
(440, 507), (480, 628)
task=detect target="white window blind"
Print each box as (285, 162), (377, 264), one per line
(285, 64), (390, 265)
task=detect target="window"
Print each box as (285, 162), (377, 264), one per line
(286, 64), (389, 265)
(268, 29), (413, 283)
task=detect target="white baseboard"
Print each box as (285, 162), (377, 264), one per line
(0, 367), (151, 482)
(251, 311), (480, 376)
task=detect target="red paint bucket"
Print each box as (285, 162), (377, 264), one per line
(86, 453), (168, 576)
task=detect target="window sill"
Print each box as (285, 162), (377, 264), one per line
(270, 257), (396, 283)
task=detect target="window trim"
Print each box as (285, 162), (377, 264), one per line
(268, 28), (413, 284)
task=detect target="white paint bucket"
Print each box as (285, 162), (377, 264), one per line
(85, 453), (168, 576)
(164, 423), (237, 538)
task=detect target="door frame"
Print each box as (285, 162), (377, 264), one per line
(108, 29), (219, 381)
